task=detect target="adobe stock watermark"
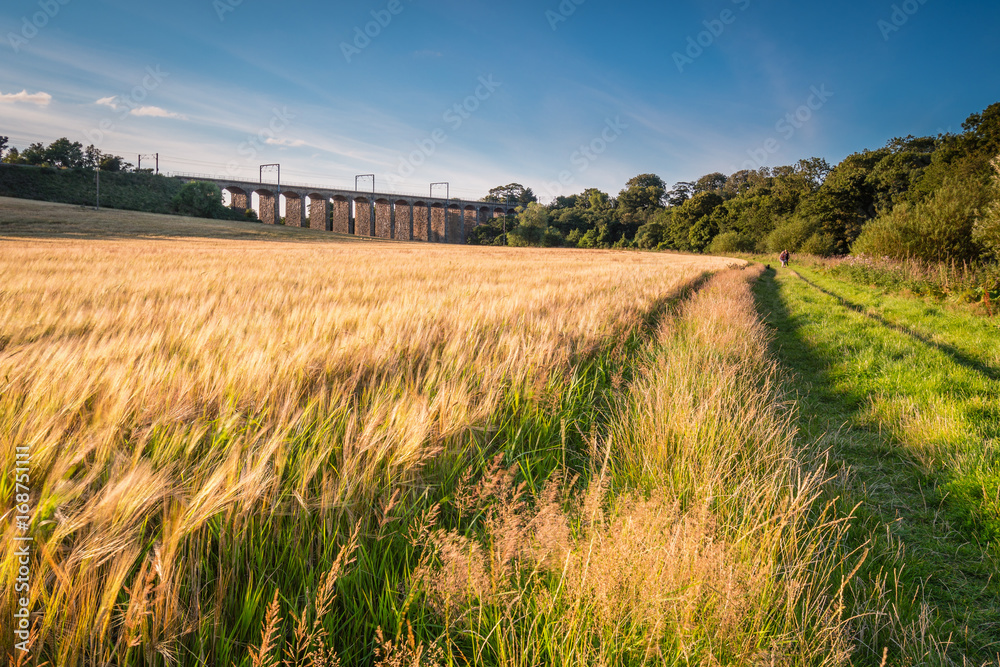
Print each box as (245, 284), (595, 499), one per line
(7, 0), (72, 53)
(542, 116), (628, 199)
(341, 0), (413, 63)
(546, 0), (586, 31)
(84, 66), (170, 146)
(735, 85), (833, 172)
(223, 107), (296, 177)
(12, 441), (34, 654)
(877, 0), (930, 41)
(673, 0), (751, 73)
(213, 0), (244, 21)
(385, 75), (501, 188)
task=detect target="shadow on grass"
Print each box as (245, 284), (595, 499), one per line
(792, 269), (1000, 383)
(752, 266), (1000, 663)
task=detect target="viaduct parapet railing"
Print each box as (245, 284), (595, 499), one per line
(172, 174), (519, 244)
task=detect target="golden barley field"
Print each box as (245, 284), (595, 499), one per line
(1, 198), (863, 666)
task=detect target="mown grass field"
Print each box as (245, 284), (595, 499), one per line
(1, 198), (997, 666)
(755, 263), (1000, 665)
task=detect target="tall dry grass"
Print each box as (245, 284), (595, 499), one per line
(0, 222), (735, 665)
(413, 267), (860, 666)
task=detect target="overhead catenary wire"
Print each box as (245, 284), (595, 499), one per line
(139, 154), (506, 201)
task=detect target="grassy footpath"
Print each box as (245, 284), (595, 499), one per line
(754, 263), (1000, 665)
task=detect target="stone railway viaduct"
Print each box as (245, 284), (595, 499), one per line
(175, 175), (519, 244)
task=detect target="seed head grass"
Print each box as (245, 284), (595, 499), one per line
(2, 200), (751, 665)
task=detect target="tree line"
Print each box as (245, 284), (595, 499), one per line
(1, 135), (136, 172)
(0, 135), (253, 221)
(5, 101), (998, 265)
(474, 102), (1000, 265)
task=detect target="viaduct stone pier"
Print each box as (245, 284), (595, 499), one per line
(174, 175), (520, 244)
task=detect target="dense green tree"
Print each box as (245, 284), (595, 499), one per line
(666, 181), (694, 206)
(551, 208), (586, 235)
(663, 192), (723, 250)
(973, 158), (1000, 261)
(470, 102), (1000, 259)
(764, 215), (827, 254)
(171, 181), (233, 219)
(852, 174), (990, 262)
(507, 203), (563, 247)
(687, 215), (717, 252)
(712, 197), (776, 243)
(20, 142), (47, 165)
(551, 194), (580, 209)
(99, 155), (132, 172)
(83, 144), (102, 169)
(795, 157), (833, 186)
(707, 230), (754, 255)
(591, 222), (624, 248)
(960, 102), (1000, 155)
(694, 172), (727, 195)
(467, 216), (510, 246)
(44, 138), (85, 169)
(0, 136), (7, 160)
(4, 138), (120, 170)
(483, 183), (537, 205)
(548, 188), (612, 213)
(720, 171), (763, 199)
(577, 227), (600, 249)
(798, 149), (888, 253)
(634, 213), (668, 249)
(81, 144), (133, 172)
(517, 202), (549, 228)
(618, 174), (666, 222)
(582, 188), (613, 210)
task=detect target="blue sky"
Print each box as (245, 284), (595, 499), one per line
(1, 0), (998, 202)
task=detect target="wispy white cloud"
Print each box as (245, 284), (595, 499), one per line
(94, 96), (186, 119)
(0, 89), (52, 106)
(264, 137), (306, 147)
(131, 106), (186, 119)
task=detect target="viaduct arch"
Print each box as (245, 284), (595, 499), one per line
(189, 175), (518, 244)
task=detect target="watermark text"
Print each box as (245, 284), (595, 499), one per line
(12, 442), (34, 653)
(7, 0), (72, 53)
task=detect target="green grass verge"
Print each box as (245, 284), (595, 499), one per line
(753, 263), (1000, 664)
(827, 256), (1000, 309)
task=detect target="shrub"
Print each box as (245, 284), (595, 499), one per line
(0, 163), (184, 213)
(634, 221), (665, 249)
(829, 255), (1000, 304)
(577, 228), (599, 248)
(798, 232), (837, 256)
(764, 215), (823, 254)
(171, 181), (233, 220)
(852, 175), (989, 262)
(707, 231), (753, 255)
(972, 156), (1000, 261)
(507, 203), (560, 247)
(542, 226), (565, 247)
(687, 216), (716, 252)
(506, 223), (542, 247)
